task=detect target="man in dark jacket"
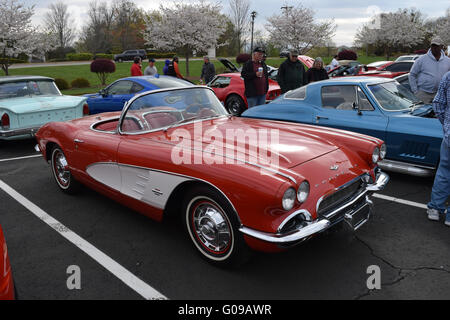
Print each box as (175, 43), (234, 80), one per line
(241, 47), (269, 108)
(277, 49), (306, 94)
(200, 56), (215, 84)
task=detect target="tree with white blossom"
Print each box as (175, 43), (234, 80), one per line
(143, 1), (227, 77)
(0, 0), (57, 75)
(354, 8), (426, 59)
(265, 4), (336, 54)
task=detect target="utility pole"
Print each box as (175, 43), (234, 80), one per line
(250, 11), (257, 53)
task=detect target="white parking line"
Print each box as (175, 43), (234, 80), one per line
(0, 179), (167, 300)
(0, 155), (42, 162)
(373, 193), (428, 209)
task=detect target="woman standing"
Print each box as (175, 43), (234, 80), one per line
(306, 57), (329, 84)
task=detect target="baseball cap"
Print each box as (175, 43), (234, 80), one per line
(431, 36), (443, 46)
(289, 49), (299, 56)
(253, 47), (265, 53)
(149, 58), (155, 62)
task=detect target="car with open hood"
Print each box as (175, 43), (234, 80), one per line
(243, 77), (442, 177)
(35, 86), (388, 267)
(0, 76), (88, 140)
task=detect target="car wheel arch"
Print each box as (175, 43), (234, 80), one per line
(163, 180), (241, 225)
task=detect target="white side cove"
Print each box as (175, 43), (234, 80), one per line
(86, 163), (191, 209)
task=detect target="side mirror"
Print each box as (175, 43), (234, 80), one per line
(100, 89), (107, 97)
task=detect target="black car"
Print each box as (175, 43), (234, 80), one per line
(114, 49), (147, 62)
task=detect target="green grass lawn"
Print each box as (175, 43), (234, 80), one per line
(7, 55), (389, 96)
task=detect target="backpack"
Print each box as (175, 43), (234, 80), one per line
(167, 62), (176, 76)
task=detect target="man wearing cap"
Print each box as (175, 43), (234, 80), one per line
(277, 49), (306, 94)
(241, 47), (269, 108)
(200, 56), (215, 85)
(144, 58), (158, 76)
(409, 37), (450, 104)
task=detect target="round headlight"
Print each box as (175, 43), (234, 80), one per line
(372, 147), (380, 164)
(282, 188), (296, 211)
(380, 144), (386, 160)
(297, 181), (310, 203)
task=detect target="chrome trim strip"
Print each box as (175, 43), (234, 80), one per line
(277, 209), (312, 233)
(322, 189), (367, 219)
(366, 171), (389, 192)
(378, 159), (435, 177)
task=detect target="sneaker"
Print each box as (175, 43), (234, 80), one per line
(445, 213), (450, 227)
(427, 208), (440, 221)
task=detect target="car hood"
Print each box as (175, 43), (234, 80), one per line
(164, 116), (338, 169)
(0, 95), (86, 114)
(219, 58), (241, 73)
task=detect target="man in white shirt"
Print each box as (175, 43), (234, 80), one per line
(144, 58), (158, 76)
(331, 55), (340, 68)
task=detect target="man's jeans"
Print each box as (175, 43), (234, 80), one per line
(247, 95), (266, 108)
(428, 139), (450, 214)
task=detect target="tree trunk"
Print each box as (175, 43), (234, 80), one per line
(185, 47), (190, 77)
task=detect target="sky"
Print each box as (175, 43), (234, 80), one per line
(23, 0), (450, 47)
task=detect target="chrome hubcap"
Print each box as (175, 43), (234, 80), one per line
(193, 203), (231, 253)
(54, 151), (70, 186)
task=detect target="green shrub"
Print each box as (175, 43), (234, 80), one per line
(54, 78), (70, 90)
(71, 78), (90, 88)
(66, 53), (93, 61)
(94, 53), (114, 60)
(147, 52), (177, 59)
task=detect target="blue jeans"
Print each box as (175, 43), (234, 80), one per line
(428, 139), (450, 214)
(246, 95), (266, 108)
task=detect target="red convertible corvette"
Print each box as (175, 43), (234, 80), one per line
(36, 86), (389, 266)
(0, 225), (15, 300)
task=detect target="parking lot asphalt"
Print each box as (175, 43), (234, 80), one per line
(0, 138), (449, 300)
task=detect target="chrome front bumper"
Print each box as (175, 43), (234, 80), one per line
(239, 171), (389, 245)
(0, 126), (41, 138)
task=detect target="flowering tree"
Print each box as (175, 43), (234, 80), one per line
(143, 1), (227, 76)
(354, 9), (426, 59)
(265, 4), (336, 54)
(0, 0), (57, 74)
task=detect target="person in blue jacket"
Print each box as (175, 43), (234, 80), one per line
(163, 59), (171, 75)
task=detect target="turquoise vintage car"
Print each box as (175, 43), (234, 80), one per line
(0, 76), (88, 140)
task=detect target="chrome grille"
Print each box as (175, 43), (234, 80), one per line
(318, 177), (365, 218)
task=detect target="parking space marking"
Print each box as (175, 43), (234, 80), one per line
(373, 193), (428, 209)
(0, 155), (42, 162)
(0, 179), (167, 300)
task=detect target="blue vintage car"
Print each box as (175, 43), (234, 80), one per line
(242, 77), (443, 177)
(0, 76), (88, 140)
(84, 75), (192, 114)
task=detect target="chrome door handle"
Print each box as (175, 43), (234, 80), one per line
(74, 139), (84, 143)
(316, 115), (329, 120)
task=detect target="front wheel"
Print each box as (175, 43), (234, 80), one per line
(182, 186), (250, 267)
(225, 95), (245, 116)
(51, 146), (79, 194)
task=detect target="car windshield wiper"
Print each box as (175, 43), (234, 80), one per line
(163, 115), (220, 132)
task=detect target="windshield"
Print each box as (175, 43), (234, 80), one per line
(0, 80), (60, 99)
(120, 87), (228, 133)
(144, 76), (192, 88)
(368, 81), (420, 111)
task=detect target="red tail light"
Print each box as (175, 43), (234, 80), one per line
(1, 113), (10, 129)
(83, 103), (89, 116)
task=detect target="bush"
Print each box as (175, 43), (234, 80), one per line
(54, 78), (70, 90)
(48, 47), (76, 60)
(147, 52), (177, 59)
(91, 59), (116, 85)
(66, 53), (93, 61)
(71, 78), (90, 88)
(94, 53), (114, 60)
(236, 53), (251, 64)
(338, 50), (358, 61)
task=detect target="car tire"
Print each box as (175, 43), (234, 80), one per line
(50, 146), (80, 194)
(225, 95), (245, 116)
(182, 185), (250, 268)
(118, 58), (123, 63)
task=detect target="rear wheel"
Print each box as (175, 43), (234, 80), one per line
(182, 186), (250, 267)
(51, 146), (79, 194)
(225, 95), (245, 116)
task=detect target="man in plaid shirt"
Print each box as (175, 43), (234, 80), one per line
(427, 71), (450, 226)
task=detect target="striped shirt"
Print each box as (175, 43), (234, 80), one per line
(433, 71), (450, 145)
